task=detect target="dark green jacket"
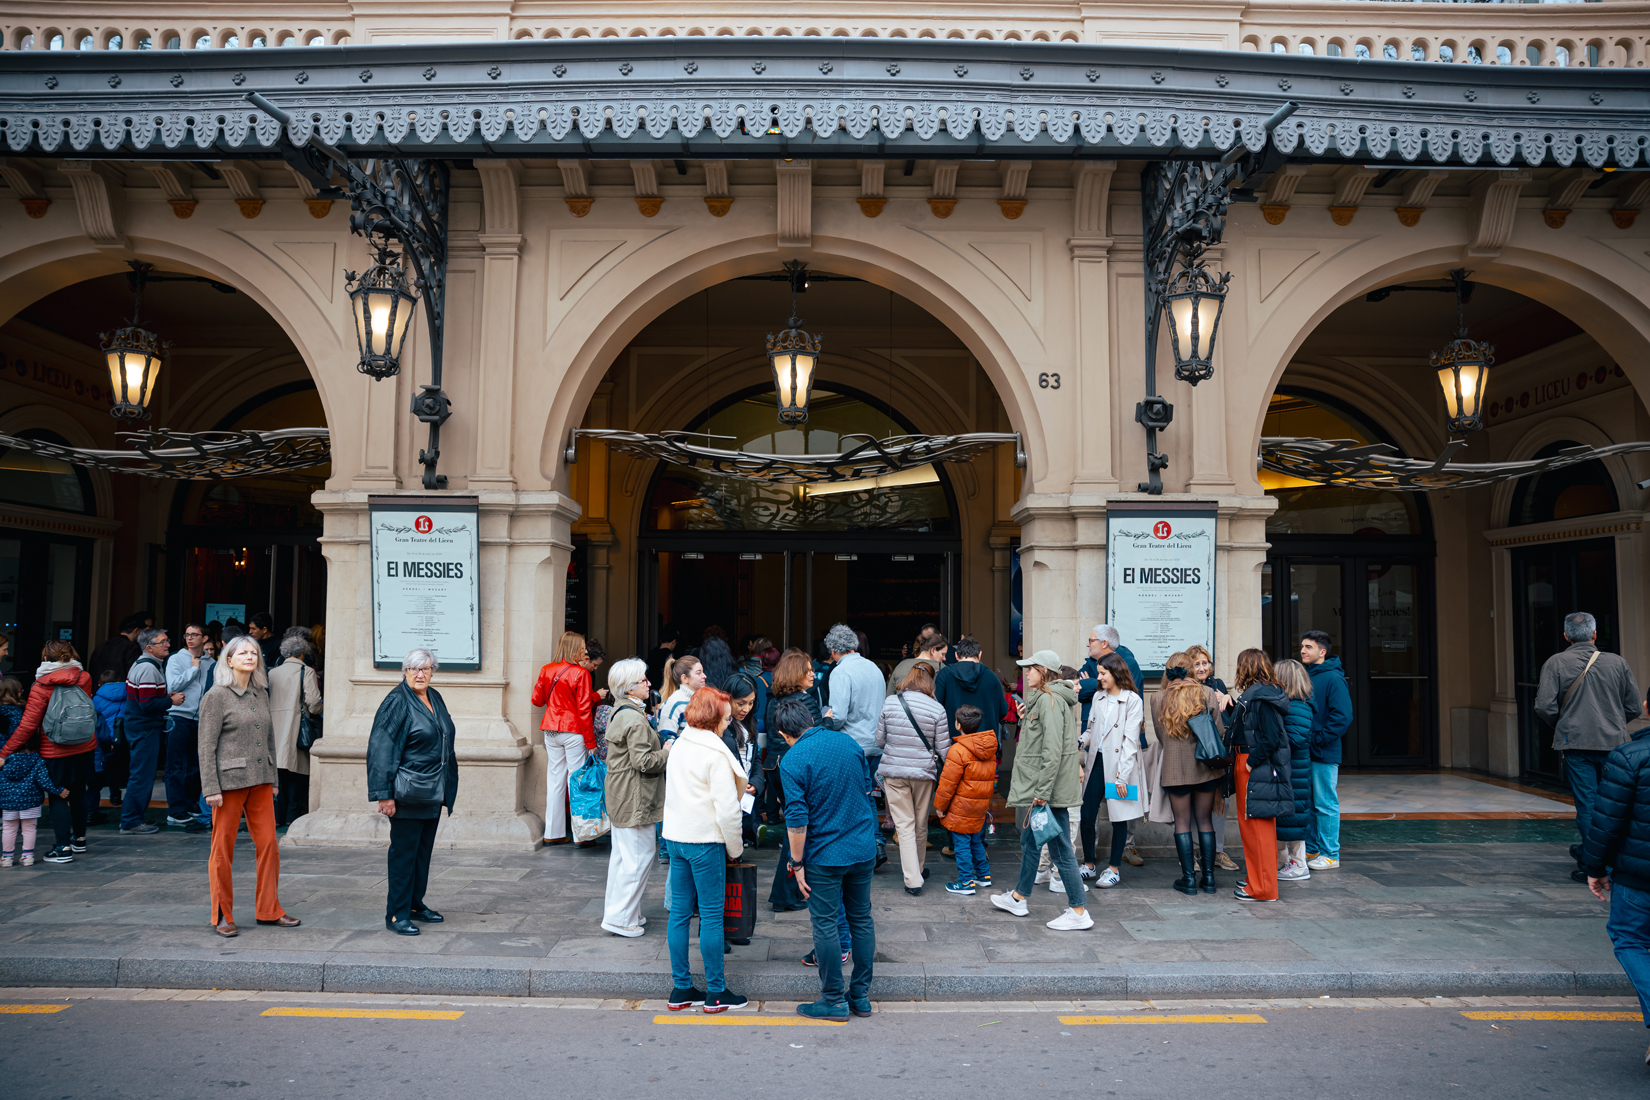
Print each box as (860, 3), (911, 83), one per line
(1006, 681), (1081, 809)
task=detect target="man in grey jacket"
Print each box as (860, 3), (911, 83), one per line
(1535, 612), (1643, 882)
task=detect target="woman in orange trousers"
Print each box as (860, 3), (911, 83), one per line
(199, 636), (299, 936)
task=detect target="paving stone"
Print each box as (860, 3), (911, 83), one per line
(324, 952), (533, 996)
(0, 943), (122, 987)
(117, 946), (329, 991)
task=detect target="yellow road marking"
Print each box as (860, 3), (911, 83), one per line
(1059, 1014), (1267, 1025)
(0, 1005), (70, 1014)
(261, 1007), (464, 1020)
(1460, 1011), (1640, 1022)
(652, 1014), (845, 1026)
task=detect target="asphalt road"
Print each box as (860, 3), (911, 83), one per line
(1, 994), (1644, 1100)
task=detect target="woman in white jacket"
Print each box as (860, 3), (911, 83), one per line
(1081, 653), (1145, 888)
(661, 686), (748, 1014)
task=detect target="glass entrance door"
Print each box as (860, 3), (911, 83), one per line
(0, 529), (91, 684)
(1265, 550), (1435, 767)
(1510, 537), (1619, 784)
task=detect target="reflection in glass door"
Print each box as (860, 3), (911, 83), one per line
(1365, 562), (1425, 760)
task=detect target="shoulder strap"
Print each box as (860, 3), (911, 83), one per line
(1560, 651), (1602, 716)
(896, 692), (937, 758)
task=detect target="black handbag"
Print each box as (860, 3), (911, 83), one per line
(297, 665), (323, 752)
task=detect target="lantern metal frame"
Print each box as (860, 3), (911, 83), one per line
(1160, 257), (1231, 387)
(766, 260), (822, 426)
(1430, 268), (1495, 436)
(100, 321), (167, 421)
(345, 241), (420, 381)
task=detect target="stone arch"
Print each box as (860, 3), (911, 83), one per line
(1488, 414), (1640, 524)
(534, 236), (1049, 500)
(1243, 245), (1650, 492)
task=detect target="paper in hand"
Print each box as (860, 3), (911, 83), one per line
(741, 793), (756, 814)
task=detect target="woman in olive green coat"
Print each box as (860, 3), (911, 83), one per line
(991, 650), (1090, 930)
(601, 657), (671, 937)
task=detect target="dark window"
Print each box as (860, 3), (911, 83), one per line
(0, 430), (96, 515)
(1508, 441), (1618, 527)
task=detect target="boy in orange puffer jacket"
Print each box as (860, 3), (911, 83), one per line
(934, 704), (997, 895)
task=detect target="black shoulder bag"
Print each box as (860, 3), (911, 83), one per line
(297, 664), (323, 752)
(896, 692), (941, 780)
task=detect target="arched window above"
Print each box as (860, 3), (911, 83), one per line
(1508, 441), (1619, 527)
(1261, 394), (1424, 536)
(0, 429), (96, 514)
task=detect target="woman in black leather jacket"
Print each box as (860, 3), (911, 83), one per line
(367, 648), (459, 936)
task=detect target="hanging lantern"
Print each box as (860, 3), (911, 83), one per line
(1432, 336), (1494, 435)
(101, 322), (168, 420)
(346, 245), (419, 380)
(767, 318), (820, 425)
(1161, 260), (1230, 386)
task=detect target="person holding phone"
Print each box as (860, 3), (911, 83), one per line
(1083, 652), (1144, 890)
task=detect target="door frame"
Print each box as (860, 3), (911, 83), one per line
(1265, 535), (1439, 768)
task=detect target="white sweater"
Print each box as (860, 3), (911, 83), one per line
(661, 726), (747, 859)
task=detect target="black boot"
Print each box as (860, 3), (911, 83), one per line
(1198, 832), (1218, 894)
(1171, 833), (1199, 895)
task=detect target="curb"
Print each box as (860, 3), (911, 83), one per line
(0, 946), (1630, 1001)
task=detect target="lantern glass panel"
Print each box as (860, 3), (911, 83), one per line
(104, 342), (160, 412)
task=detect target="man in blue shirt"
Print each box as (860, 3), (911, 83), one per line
(777, 697), (878, 1022)
(163, 623), (213, 833)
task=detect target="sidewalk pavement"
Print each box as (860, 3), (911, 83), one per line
(0, 817), (1629, 1002)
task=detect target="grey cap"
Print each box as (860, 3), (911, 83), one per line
(1016, 648), (1063, 670)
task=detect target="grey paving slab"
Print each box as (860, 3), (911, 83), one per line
(323, 951), (533, 996)
(0, 943), (122, 987)
(117, 946), (329, 991)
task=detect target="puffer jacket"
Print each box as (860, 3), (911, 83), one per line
(1, 663), (96, 760)
(875, 690), (950, 782)
(532, 661), (595, 747)
(1276, 697), (1315, 842)
(0, 750), (56, 812)
(933, 728), (997, 834)
(366, 681), (459, 820)
(1581, 727), (1650, 893)
(1232, 684), (1293, 820)
(1006, 681), (1082, 809)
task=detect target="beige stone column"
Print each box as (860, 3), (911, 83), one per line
(472, 160), (523, 491)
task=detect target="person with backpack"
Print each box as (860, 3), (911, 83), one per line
(1228, 649), (1294, 903)
(0, 640), (97, 863)
(120, 628), (174, 835)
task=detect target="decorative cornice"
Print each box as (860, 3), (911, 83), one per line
(1, 39), (1644, 167)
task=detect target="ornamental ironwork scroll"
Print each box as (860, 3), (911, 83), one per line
(0, 428), (329, 480)
(571, 429), (1023, 486)
(1261, 436), (1650, 492)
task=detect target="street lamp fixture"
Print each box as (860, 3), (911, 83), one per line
(346, 242), (419, 380)
(1430, 268), (1494, 435)
(767, 261), (821, 425)
(100, 261), (169, 420)
(1161, 258), (1230, 385)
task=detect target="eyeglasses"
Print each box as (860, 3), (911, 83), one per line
(407, 666), (433, 674)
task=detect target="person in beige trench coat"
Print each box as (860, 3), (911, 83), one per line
(268, 637), (323, 827)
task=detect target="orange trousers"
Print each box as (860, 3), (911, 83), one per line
(208, 783), (286, 925)
(1233, 752), (1279, 901)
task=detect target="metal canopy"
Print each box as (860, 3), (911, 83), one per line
(0, 428), (329, 480)
(2, 38), (1645, 167)
(1261, 436), (1650, 492)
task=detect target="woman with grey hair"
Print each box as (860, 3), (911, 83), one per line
(269, 635), (323, 827)
(199, 635), (298, 936)
(600, 657), (671, 937)
(367, 648), (458, 936)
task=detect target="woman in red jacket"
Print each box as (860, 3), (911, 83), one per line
(532, 631), (595, 845)
(0, 641), (96, 864)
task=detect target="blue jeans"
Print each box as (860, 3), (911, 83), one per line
(1308, 762), (1341, 860)
(952, 829), (989, 883)
(666, 841), (727, 994)
(120, 723), (162, 830)
(164, 716), (201, 820)
(804, 860), (875, 1008)
(1607, 880), (1650, 1027)
(1016, 806), (1084, 907)
(1565, 750), (1610, 852)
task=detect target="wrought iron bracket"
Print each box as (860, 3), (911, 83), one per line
(249, 92), (452, 490)
(1138, 102), (1294, 495)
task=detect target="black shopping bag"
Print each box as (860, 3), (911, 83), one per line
(724, 862), (759, 942)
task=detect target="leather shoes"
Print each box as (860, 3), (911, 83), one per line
(408, 907), (444, 923)
(386, 918), (420, 936)
(257, 915), (301, 927)
(213, 920), (238, 938)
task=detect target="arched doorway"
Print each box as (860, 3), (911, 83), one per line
(1260, 391), (1438, 767)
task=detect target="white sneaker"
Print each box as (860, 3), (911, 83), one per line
(601, 922), (645, 938)
(990, 891), (1030, 917)
(1278, 860), (1310, 881)
(1096, 868), (1120, 888)
(1307, 856), (1339, 870)
(1033, 868), (1053, 885)
(1046, 907), (1095, 931)
(1049, 874), (1086, 895)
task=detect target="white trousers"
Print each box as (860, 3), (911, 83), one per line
(603, 824), (656, 931)
(543, 731), (588, 840)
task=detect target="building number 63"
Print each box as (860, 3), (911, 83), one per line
(1038, 372), (1062, 389)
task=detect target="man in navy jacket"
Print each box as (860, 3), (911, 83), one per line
(1077, 624), (1142, 729)
(1302, 630), (1353, 870)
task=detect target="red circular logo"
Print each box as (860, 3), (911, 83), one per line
(414, 515), (433, 534)
(1153, 521), (1172, 540)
